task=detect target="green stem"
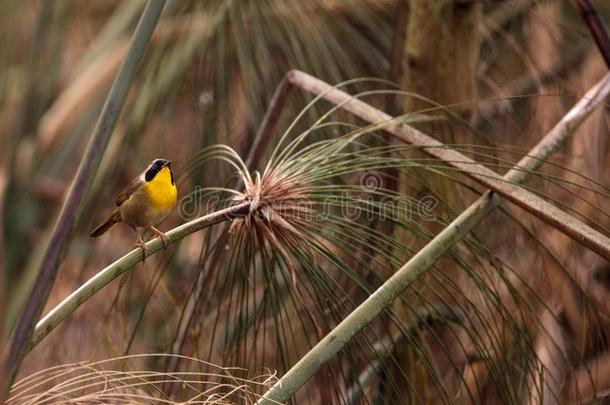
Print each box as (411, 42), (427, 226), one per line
(3, 0), (167, 394)
(26, 201), (250, 355)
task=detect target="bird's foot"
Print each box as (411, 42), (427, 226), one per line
(134, 240), (148, 263)
(149, 226), (170, 249)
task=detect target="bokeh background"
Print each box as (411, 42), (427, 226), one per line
(1, 0), (610, 403)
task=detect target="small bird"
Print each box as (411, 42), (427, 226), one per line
(91, 158), (178, 259)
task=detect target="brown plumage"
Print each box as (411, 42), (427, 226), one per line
(90, 210), (121, 237)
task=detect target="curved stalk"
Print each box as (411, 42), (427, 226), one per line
(3, 0), (167, 392)
(26, 201), (250, 354)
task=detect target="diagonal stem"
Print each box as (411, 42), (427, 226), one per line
(573, 0), (610, 67)
(257, 191), (498, 405)
(284, 69), (610, 261)
(2, 0), (167, 395)
(256, 70), (610, 404)
(244, 75), (293, 170)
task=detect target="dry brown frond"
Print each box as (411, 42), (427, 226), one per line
(8, 354), (277, 405)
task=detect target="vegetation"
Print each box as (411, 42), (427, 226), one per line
(1, 1), (610, 404)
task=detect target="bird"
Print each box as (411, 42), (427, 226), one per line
(91, 158), (178, 259)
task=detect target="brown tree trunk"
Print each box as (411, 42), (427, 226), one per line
(398, 0), (482, 211)
(403, 0), (481, 142)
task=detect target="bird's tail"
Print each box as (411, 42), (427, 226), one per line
(90, 210), (121, 237)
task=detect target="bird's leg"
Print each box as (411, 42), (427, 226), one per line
(148, 225), (170, 249)
(131, 226), (148, 262)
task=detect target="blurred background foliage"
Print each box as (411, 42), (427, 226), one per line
(1, 0), (610, 403)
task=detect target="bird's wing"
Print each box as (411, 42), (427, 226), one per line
(116, 176), (143, 206)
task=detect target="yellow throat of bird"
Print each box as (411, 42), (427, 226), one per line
(145, 166), (177, 212)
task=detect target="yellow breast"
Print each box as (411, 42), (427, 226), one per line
(144, 166), (177, 213)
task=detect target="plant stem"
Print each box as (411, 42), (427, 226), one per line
(244, 75), (293, 170)
(2, 0), (166, 394)
(25, 201), (250, 355)
(285, 69), (610, 260)
(257, 71), (610, 404)
(573, 0), (610, 67)
(0, 169), (6, 403)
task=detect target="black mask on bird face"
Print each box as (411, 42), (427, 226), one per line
(145, 159), (172, 183)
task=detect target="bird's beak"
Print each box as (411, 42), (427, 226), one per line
(164, 160), (172, 167)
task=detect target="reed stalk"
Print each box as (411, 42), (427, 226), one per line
(2, 0), (167, 394)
